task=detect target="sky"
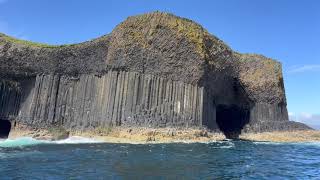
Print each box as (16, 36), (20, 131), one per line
(0, 0), (319, 127)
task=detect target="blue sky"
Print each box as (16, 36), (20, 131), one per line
(0, 0), (319, 125)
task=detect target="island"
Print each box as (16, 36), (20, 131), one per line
(0, 12), (318, 143)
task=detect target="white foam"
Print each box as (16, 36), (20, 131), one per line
(54, 136), (102, 144)
(0, 137), (49, 148)
(0, 136), (101, 148)
(220, 144), (235, 149)
(216, 141), (235, 149)
(253, 141), (283, 145)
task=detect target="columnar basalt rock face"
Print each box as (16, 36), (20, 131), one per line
(0, 12), (311, 136)
(16, 72), (204, 129)
(0, 81), (21, 120)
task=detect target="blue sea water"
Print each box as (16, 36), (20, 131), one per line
(0, 137), (320, 179)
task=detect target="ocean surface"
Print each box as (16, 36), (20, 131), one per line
(0, 137), (320, 179)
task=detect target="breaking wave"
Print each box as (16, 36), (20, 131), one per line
(55, 136), (101, 144)
(0, 137), (48, 148)
(0, 136), (101, 148)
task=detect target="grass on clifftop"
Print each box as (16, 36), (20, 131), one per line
(0, 33), (73, 48)
(0, 33), (110, 48)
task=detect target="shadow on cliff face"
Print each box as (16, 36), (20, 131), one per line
(216, 105), (250, 139)
(0, 120), (11, 139)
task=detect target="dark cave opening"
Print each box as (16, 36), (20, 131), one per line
(216, 105), (250, 139)
(0, 120), (11, 139)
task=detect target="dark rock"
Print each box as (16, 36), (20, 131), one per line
(0, 12), (311, 139)
(48, 127), (70, 141)
(199, 130), (209, 137)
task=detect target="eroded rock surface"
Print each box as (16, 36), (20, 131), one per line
(0, 12), (311, 138)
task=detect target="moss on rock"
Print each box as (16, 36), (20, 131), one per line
(113, 12), (229, 58)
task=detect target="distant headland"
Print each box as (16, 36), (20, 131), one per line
(0, 12), (315, 142)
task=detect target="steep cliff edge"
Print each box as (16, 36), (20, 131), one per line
(0, 12), (311, 139)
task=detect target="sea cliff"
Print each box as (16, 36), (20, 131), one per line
(0, 12), (311, 140)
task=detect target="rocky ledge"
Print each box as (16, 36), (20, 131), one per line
(0, 11), (311, 139)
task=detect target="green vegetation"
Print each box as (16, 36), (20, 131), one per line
(0, 33), (73, 48)
(120, 12), (228, 58)
(166, 15), (208, 58)
(0, 32), (111, 50)
(0, 33), (110, 48)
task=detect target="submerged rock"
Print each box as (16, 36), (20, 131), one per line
(0, 12), (311, 139)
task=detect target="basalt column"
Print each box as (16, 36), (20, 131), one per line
(16, 71), (205, 129)
(0, 81), (21, 120)
(0, 81), (21, 138)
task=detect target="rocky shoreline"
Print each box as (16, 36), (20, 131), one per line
(8, 127), (320, 144)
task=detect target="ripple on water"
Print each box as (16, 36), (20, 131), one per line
(0, 139), (319, 179)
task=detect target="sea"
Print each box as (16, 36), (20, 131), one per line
(0, 137), (319, 179)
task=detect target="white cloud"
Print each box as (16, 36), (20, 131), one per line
(288, 112), (294, 117)
(287, 65), (320, 74)
(300, 112), (313, 119)
(289, 112), (320, 129)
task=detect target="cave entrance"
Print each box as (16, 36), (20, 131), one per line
(216, 105), (249, 139)
(0, 120), (11, 139)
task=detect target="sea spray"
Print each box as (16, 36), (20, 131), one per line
(0, 136), (101, 148)
(55, 136), (102, 144)
(0, 137), (48, 148)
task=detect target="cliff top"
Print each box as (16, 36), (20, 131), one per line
(0, 32), (110, 49)
(0, 33), (68, 48)
(0, 12), (228, 53)
(112, 11), (231, 58)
